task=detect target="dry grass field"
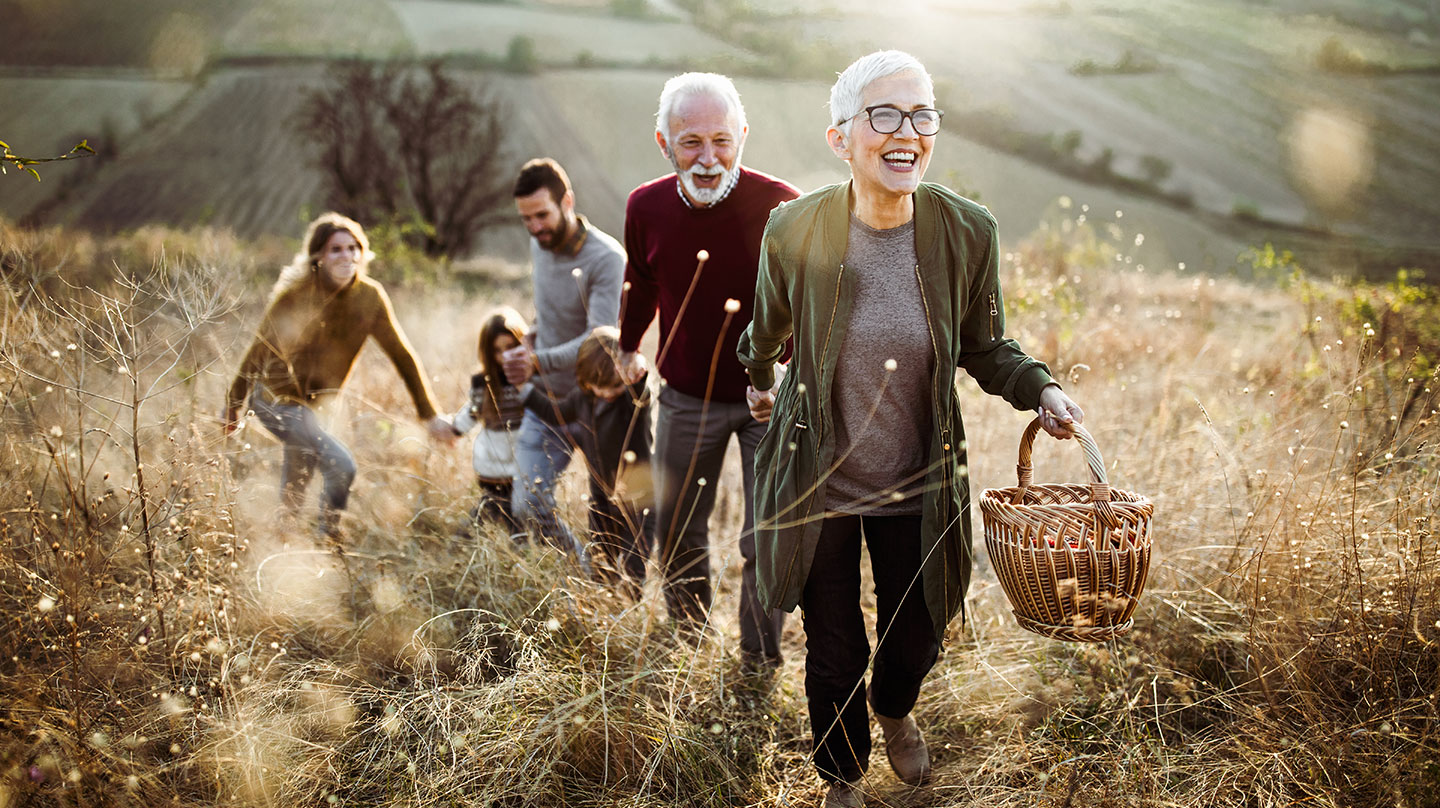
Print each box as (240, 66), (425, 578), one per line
(1, 208), (1436, 806)
(3, 2), (1440, 797)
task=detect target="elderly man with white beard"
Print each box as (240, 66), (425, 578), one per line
(617, 72), (799, 668)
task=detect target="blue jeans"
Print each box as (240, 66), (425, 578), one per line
(511, 411), (589, 567)
(250, 389), (357, 535)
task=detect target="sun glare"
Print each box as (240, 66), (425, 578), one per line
(1283, 107), (1375, 216)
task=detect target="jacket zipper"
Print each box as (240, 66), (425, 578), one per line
(913, 262), (943, 445)
(913, 263), (945, 461)
(915, 262), (961, 622)
(776, 262), (846, 602)
(988, 291), (998, 342)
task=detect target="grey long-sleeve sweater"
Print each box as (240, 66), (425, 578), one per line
(528, 215), (625, 397)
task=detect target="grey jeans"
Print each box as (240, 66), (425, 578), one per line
(250, 389), (357, 534)
(655, 386), (785, 661)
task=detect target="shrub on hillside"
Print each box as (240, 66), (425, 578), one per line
(610, 0), (650, 18)
(1316, 35), (1372, 73)
(505, 35), (539, 74)
(296, 61), (516, 260)
(1069, 49), (1162, 76)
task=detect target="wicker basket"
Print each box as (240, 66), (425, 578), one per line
(980, 418), (1153, 642)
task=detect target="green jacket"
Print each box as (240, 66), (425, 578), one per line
(736, 181), (1055, 640)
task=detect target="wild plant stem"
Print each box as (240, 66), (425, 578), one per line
(124, 282), (169, 673)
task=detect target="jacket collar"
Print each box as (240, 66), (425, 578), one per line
(817, 181), (942, 270)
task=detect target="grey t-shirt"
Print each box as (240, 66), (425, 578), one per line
(825, 214), (935, 515)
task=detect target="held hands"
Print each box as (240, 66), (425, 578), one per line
(745, 363), (787, 423)
(1036, 383), (1085, 439)
(224, 402), (457, 445)
(501, 344), (538, 386)
(746, 386), (775, 423)
(426, 415), (459, 446)
(617, 350), (647, 385)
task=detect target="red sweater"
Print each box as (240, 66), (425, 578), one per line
(620, 167), (799, 403)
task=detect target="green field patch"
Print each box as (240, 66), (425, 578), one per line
(388, 0), (744, 66)
(222, 0), (415, 58)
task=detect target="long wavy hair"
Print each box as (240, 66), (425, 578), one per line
(270, 212), (374, 301)
(477, 306), (529, 402)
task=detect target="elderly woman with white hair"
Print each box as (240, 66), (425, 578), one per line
(738, 51), (1085, 806)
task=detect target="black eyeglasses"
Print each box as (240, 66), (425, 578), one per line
(841, 105), (944, 136)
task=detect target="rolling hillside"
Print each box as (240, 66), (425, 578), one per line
(2, 0), (1437, 278)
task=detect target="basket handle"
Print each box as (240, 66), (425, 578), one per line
(1014, 417), (1122, 530)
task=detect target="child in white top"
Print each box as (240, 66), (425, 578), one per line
(451, 307), (529, 534)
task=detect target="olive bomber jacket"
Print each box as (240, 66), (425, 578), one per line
(736, 180), (1056, 640)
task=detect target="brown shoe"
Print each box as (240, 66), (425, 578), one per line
(823, 779), (865, 808)
(873, 708), (930, 786)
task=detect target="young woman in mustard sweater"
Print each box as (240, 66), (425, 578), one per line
(224, 212), (454, 537)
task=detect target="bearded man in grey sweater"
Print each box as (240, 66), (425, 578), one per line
(503, 158), (625, 560)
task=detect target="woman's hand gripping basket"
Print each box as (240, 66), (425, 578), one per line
(980, 418), (1153, 642)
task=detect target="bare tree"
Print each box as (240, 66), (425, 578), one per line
(297, 61), (514, 258)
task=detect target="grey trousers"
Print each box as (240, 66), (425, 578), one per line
(655, 386), (785, 661)
(250, 389), (357, 535)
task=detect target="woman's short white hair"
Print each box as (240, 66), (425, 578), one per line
(829, 50), (934, 136)
(655, 72), (747, 141)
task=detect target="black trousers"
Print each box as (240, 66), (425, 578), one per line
(586, 474), (655, 595)
(802, 513), (941, 783)
(470, 478), (517, 533)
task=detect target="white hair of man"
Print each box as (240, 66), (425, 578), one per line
(829, 50), (934, 137)
(655, 72), (747, 141)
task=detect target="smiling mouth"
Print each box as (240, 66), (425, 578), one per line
(883, 150), (917, 169)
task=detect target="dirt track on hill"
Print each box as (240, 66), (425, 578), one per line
(51, 65), (330, 239)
